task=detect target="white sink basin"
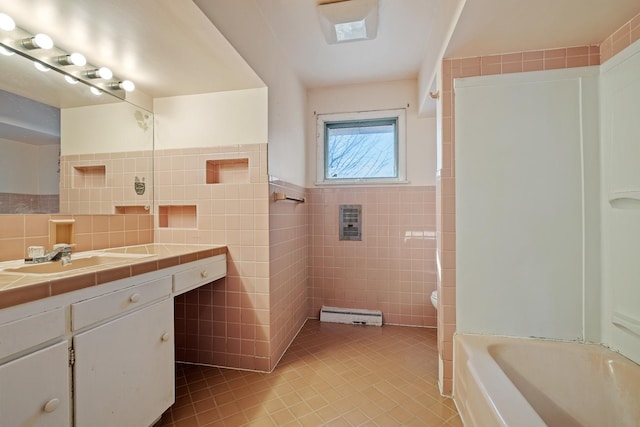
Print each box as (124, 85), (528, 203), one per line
(3, 253), (153, 275)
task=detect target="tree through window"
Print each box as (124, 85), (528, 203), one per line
(316, 109), (406, 185)
(325, 118), (397, 180)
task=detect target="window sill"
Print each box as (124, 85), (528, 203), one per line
(314, 179), (410, 187)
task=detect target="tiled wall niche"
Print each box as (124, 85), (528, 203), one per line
(72, 165), (106, 188)
(206, 158), (249, 184)
(60, 151), (152, 214)
(158, 205), (197, 228)
(114, 206), (149, 214)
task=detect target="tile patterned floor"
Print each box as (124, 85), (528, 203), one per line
(159, 320), (462, 426)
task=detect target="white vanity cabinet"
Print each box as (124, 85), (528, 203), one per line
(172, 254), (226, 295)
(0, 309), (70, 426)
(0, 341), (70, 427)
(72, 278), (174, 427)
(0, 247), (226, 427)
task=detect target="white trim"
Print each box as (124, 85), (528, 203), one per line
(315, 108), (407, 185)
(314, 179), (410, 187)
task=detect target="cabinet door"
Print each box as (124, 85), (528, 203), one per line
(0, 341), (70, 427)
(73, 298), (174, 427)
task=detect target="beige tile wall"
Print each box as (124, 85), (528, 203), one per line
(160, 144), (273, 371)
(0, 213), (153, 262)
(600, 12), (640, 63)
(269, 179), (309, 368)
(60, 151), (153, 214)
(308, 186), (437, 327)
(164, 142), (437, 371)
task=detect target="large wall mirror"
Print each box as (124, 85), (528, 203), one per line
(0, 42), (153, 215)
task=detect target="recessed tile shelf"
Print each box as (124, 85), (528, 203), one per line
(49, 219), (75, 248)
(206, 158), (249, 184)
(158, 205), (197, 228)
(73, 165), (106, 188)
(115, 206), (150, 214)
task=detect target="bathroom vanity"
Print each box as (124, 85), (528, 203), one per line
(0, 244), (226, 427)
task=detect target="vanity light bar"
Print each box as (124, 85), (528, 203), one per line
(0, 11), (135, 96)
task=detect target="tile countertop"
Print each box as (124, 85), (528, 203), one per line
(0, 244), (227, 310)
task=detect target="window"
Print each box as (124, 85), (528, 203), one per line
(316, 109), (406, 184)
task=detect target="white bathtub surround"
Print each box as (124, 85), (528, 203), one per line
(452, 41), (640, 421)
(600, 40), (640, 366)
(454, 334), (640, 427)
(455, 39), (640, 366)
(455, 65), (601, 342)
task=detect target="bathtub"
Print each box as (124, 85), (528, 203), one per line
(453, 334), (640, 427)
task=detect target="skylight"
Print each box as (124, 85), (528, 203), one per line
(335, 19), (367, 42)
(317, 0), (378, 45)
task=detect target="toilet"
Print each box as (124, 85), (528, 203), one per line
(430, 290), (438, 310)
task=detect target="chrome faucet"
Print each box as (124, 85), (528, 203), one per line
(25, 244), (72, 264)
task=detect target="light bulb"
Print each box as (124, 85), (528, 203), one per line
(0, 45), (14, 56)
(85, 67), (112, 79)
(58, 52), (86, 66)
(70, 52), (86, 66)
(34, 61), (50, 72)
(109, 80), (135, 92)
(98, 67), (113, 79)
(120, 80), (135, 92)
(90, 87), (102, 96)
(65, 75), (78, 84)
(34, 33), (53, 49)
(23, 33), (54, 50)
(0, 13), (15, 31)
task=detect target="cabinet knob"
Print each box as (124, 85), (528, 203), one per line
(129, 293), (141, 303)
(43, 398), (60, 413)
(161, 332), (170, 342)
(200, 270), (208, 279)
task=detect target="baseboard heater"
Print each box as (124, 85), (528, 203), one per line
(320, 306), (382, 326)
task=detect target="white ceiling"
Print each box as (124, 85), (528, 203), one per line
(254, 0), (439, 88)
(0, 0), (639, 100)
(446, 0), (640, 59)
(253, 0), (640, 89)
(0, 0), (264, 100)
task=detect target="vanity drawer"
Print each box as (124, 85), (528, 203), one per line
(71, 276), (171, 330)
(173, 254), (226, 295)
(0, 308), (66, 360)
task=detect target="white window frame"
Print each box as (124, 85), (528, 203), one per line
(315, 108), (407, 185)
